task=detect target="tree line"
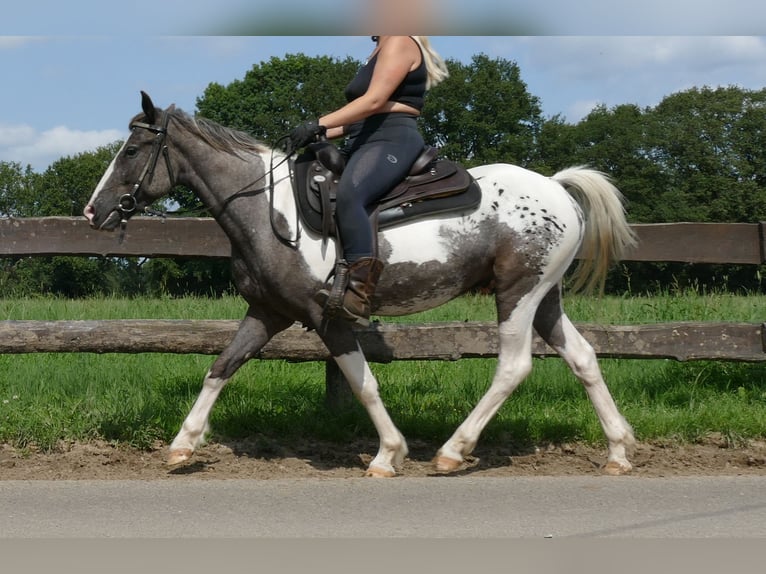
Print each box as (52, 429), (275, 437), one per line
(2, 53), (765, 297)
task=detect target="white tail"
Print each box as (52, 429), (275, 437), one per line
(552, 166), (638, 293)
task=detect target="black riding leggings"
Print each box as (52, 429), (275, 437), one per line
(336, 113), (425, 262)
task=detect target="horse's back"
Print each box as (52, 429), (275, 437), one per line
(469, 162), (578, 208)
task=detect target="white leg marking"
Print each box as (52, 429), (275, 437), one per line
(334, 350), (408, 477)
(436, 308), (536, 469)
(554, 315), (635, 473)
(167, 371), (227, 464)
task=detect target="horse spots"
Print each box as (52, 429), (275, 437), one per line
(542, 215), (564, 233)
(491, 201), (499, 211)
(504, 191), (568, 256)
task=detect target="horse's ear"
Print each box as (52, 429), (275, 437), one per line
(140, 91), (156, 124)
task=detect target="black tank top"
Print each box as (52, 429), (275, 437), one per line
(344, 41), (427, 111)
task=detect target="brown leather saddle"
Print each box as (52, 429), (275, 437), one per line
(291, 142), (482, 244)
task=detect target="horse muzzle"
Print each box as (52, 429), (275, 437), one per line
(83, 203), (124, 231)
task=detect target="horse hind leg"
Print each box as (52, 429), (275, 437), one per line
(167, 310), (292, 466)
(533, 285), (635, 475)
(434, 285), (541, 473)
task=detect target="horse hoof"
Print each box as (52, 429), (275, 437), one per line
(364, 466), (396, 478)
(433, 455), (463, 473)
(167, 448), (193, 466)
(603, 460), (632, 475)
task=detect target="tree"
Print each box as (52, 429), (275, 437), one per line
(0, 161), (39, 217)
(194, 52), (545, 170)
(32, 142), (125, 217)
(420, 54), (544, 167)
(529, 114), (579, 175)
(645, 86), (766, 223)
(0, 143), (128, 297)
(563, 103), (665, 224)
(560, 88), (766, 293)
(196, 53), (360, 142)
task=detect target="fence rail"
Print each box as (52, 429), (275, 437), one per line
(2, 217), (766, 264)
(0, 320), (764, 362)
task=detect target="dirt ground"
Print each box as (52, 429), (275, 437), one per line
(1, 435), (765, 480)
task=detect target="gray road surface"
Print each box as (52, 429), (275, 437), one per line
(2, 476), (765, 538)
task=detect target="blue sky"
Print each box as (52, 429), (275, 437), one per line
(2, 1), (766, 171)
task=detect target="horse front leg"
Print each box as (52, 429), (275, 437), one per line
(321, 324), (408, 477)
(167, 309), (292, 466)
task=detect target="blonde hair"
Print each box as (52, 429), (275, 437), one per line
(412, 36), (449, 90)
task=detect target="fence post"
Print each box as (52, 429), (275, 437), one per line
(324, 359), (354, 410)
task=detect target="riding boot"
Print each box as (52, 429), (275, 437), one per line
(314, 257), (384, 326)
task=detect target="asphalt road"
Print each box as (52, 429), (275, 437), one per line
(2, 475), (765, 538)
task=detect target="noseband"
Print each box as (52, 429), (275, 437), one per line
(119, 106), (177, 227)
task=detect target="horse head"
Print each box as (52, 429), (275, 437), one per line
(84, 91), (176, 230)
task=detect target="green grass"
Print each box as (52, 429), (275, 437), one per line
(1, 292), (764, 452)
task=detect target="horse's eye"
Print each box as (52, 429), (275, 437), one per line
(125, 146), (139, 158)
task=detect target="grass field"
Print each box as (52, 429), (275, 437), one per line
(1, 291), (764, 452)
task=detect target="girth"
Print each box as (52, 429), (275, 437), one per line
(291, 142), (481, 244)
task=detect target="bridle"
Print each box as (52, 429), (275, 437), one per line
(117, 106), (177, 231)
(113, 105), (300, 248)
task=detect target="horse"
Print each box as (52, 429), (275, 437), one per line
(84, 91), (638, 477)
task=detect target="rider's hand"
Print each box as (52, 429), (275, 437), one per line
(288, 121), (327, 152)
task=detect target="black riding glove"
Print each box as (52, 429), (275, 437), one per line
(288, 121), (327, 151)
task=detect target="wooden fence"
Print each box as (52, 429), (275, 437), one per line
(3, 217), (765, 264)
(1, 217), (765, 367)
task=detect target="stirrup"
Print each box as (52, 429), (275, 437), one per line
(314, 259), (349, 315)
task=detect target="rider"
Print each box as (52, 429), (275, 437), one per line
(289, 35), (449, 325)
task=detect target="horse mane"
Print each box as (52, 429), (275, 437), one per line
(137, 107), (271, 159)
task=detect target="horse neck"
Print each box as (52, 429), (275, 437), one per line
(170, 129), (297, 253)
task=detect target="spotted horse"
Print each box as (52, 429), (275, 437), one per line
(84, 92), (638, 477)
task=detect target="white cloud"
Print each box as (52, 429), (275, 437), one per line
(503, 1), (766, 34)
(567, 99), (604, 122)
(159, 36), (253, 58)
(510, 36), (766, 122)
(0, 37), (38, 49)
(524, 37), (766, 80)
(0, 124), (36, 147)
(0, 124), (124, 171)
